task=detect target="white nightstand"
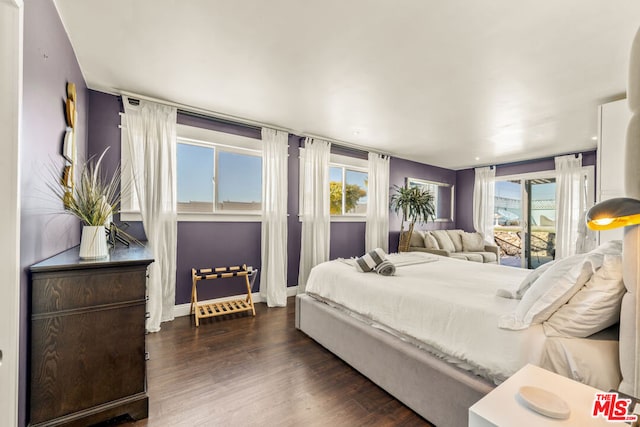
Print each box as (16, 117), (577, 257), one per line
(469, 364), (612, 426)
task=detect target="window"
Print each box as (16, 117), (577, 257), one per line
(176, 140), (262, 213)
(121, 120), (263, 221)
(329, 166), (368, 215)
(298, 151), (368, 221)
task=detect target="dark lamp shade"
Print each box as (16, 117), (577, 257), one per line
(586, 197), (640, 230)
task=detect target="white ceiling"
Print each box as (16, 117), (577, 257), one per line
(54, 0), (640, 170)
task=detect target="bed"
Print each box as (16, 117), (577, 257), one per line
(295, 230), (640, 427)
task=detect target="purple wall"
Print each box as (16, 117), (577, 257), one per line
(331, 222), (366, 258)
(287, 136), (302, 286)
(176, 222), (262, 301)
(388, 157), (457, 252)
(454, 151), (598, 233)
(20, 1), (89, 425)
(455, 169), (475, 231)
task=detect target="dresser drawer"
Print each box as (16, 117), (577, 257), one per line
(31, 265), (147, 315)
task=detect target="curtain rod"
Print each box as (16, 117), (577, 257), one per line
(302, 133), (389, 157)
(112, 88), (391, 157)
(118, 90), (286, 132)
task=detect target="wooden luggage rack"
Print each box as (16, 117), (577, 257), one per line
(190, 264), (257, 326)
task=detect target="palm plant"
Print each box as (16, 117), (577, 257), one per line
(390, 184), (436, 252)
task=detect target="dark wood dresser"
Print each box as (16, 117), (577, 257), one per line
(29, 245), (154, 427)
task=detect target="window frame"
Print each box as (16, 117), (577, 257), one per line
(405, 177), (455, 222)
(120, 119), (263, 222)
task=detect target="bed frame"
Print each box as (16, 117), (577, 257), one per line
(295, 225), (640, 426)
(295, 293), (493, 426)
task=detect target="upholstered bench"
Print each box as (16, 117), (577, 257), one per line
(406, 229), (500, 263)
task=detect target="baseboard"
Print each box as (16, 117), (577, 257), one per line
(173, 286), (299, 317)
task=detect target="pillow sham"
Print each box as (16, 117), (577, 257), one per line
(431, 230), (456, 253)
(461, 232), (485, 252)
(543, 254), (625, 338)
(423, 232), (440, 250)
(498, 252), (604, 330)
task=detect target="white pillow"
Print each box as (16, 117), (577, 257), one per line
(461, 232), (485, 252)
(431, 230), (456, 253)
(543, 254), (625, 337)
(498, 252), (604, 330)
(423, 232), (440, 250)
(495, 260), (556, 299)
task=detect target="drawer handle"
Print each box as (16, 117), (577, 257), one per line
(145, 352), (150, 361)
(145, 312), (150, 319)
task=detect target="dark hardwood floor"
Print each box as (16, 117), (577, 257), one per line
(119, 296), (432, 426)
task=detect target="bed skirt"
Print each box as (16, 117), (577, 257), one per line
(295, 294), (495, 427)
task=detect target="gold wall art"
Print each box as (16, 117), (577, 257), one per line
(62, 82), (77, 206)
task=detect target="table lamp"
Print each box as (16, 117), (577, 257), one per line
(586, 198), (640, 230)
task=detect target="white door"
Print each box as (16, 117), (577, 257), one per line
(0, 1), (22, 426)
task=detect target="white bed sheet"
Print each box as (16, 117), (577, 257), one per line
(305, 253), (547, 383)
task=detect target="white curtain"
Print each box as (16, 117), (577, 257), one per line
(298, 138), (331, 292)
(260, 128), (289, 307)
(473, 166), (496, 244)
(365, 153), (390, 252)
(555, 154), (586, 259)
(123, 98), (177, 333)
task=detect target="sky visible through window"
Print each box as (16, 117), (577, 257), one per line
(177, 143), (262, 204)
(218, 151), (261, 203)
(177, 144), (213, 203)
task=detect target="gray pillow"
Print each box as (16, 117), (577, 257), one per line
(431, 230), (456, 253)
(462, 232), (485, 252)
(409, 230), (425, 248)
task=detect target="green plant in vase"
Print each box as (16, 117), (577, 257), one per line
(49, 147), (130, 259)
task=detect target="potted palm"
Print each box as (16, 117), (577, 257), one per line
(390, 184), (436, 252)
(49, 148), (121, 259)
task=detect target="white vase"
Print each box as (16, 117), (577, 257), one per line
(79, 225), (108, 259)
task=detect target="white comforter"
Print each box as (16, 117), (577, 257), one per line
(305, 253), (547, 383)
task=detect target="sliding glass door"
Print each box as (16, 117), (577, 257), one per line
(494, 175), (557, 269)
